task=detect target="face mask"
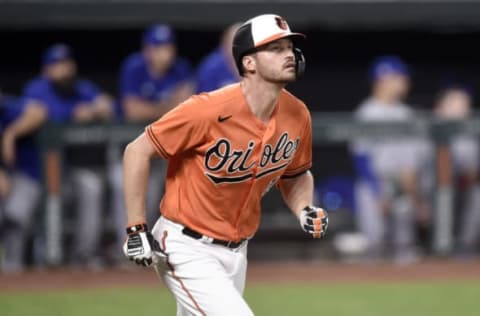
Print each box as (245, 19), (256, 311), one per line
(51, 76), (78, 98)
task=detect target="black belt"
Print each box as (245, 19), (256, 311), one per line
(182, 227), (246, 249)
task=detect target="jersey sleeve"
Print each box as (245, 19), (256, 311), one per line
(145, 95), (207, 159)
(77, 80), (100, 102)
(23, 80), (45, 101)
(119, 55), (142, 98)
(2, 96), (25, 124)
(282, 112), (312, 178)
(22, 80), (51, 113)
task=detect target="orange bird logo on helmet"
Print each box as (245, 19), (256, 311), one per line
(275, 16), (288, 30)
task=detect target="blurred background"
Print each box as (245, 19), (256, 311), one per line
(0, 2), (480, 315)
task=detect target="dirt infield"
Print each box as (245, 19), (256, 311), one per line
(1, 259), (479, 293)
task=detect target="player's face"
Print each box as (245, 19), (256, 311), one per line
(144, 44), (176, 75)
(379, 73), (410, 100)
(253, 38), (296, 84)
(436, 90), (472, 119)
(45, 59), (77, 82)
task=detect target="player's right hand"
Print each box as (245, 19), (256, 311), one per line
(299, 206), (328, 239)
(123, 223), (165, 267)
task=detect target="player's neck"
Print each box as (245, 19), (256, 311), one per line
(240, 78), (283, 123)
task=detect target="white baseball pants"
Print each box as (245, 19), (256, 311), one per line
(152, 216), (254, 316)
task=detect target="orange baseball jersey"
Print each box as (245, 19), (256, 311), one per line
(146, 83), (312, 241)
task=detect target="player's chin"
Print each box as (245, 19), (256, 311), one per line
(281, 74), (296, 83)
(283, 69), (297, 80)
(274, 71), (296, 83)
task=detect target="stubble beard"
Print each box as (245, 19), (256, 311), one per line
(264, 70), (296, 85)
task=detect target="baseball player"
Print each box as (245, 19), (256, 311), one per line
(1, 92), (45, 273)
(434, 85), (480, 257)
(0, 93), (10, 205)
(119, 23), (194, 121)
(23, 43), (113, 268)
(352, 56), (430, 264)
(122, 14), (328, 315)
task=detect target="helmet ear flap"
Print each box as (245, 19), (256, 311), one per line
(234, 53), (245, 76)
(294, 47), (306, 78)
(232, 23), (255, 77)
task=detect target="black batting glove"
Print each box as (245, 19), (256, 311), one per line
(299, 206), (328, 239)
(123, 223), (165, 267)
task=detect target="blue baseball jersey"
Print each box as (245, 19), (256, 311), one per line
(196, 47), (238, 93)
(23, 76), (104, 167)
(119, 52), (192, 102)
(0, 96), (40, 180)
(23, 77), (100, 122)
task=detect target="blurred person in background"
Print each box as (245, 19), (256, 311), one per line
(109, 24), (194, 263)
(0, 168), (8, 205)
(352, 56), (430, 264)
(119, 24), (194, 121)
(0, 88), (46, 273)
(434, 84), (480, 258)
(196, 23), (241, 93)
(23, 43), (113, 268)
(0, 92), (10, 207)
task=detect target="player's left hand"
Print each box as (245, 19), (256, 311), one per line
(299, 206), (328, 239)
(123, 223), (166, 267)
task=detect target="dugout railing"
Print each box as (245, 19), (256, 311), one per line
(38, 114), (480, 264)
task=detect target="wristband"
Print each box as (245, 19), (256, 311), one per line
(126, 223), (148, 235)
(302, 206), (315, 213)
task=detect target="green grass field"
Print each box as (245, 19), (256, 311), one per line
(2, 282), (479, 316)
